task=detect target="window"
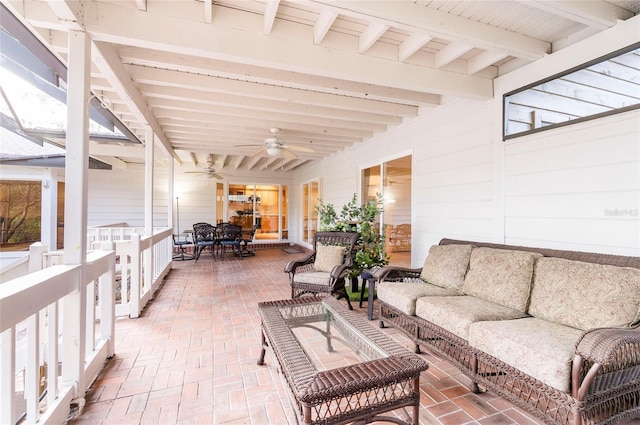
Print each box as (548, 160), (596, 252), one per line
(503, 43), (640, 140)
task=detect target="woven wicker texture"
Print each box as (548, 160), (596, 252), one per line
(379, 239), (640, 425)
(258, 296), (428, 425)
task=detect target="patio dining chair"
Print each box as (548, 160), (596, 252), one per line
(218, 223), (244, 260)
(172, 233), (194, 261)
(284, 231), (360, 309)
(193, 223), (217, 262)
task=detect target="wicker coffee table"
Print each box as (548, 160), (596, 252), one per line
(257, 296), (428, 425)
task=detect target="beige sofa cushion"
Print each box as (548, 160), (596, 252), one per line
(313, 244), (344, 272)
(469, 318), (584, 393)
(415, 296), (528, 340)
(462, 247), (542, 313)
(529, 257), (640, 330)
(377, 281), (459, 315)
(420, 244), (473, 291)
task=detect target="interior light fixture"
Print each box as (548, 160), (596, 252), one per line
(266, 146), (281, 156)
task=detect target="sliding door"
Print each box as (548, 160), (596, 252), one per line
(362, 155), (411, 267)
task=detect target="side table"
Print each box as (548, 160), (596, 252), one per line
(360, 269), (379, 320)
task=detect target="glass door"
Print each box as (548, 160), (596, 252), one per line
(301, 179), (319, 244)
(362, 155), (411, 267)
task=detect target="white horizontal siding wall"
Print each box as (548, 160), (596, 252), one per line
(496, 17), (640, 256)
(87, 165), (170, 229)
(296, 98), (496, 266)
(503, 110), (639, 255)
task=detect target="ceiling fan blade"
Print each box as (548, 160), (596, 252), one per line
(251, 148), (268, 157)
(185, 171), (204, 174)
(284, 145), (314, 153)
(212, 173), (225, 180)
(282, 148), (297, 159)
(235, 144), (264, 148)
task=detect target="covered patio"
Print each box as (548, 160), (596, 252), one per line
(63, 248), (603, 425)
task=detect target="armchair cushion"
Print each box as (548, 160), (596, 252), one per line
(420, 244), (473, 291)
(292, 271), (332, 286)
(314, 244), (345, 272)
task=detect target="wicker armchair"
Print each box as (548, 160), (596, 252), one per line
(284, 231), (359, 309)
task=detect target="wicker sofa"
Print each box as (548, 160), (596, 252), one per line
(377, 238), (640, 425)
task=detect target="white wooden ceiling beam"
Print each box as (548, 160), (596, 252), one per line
(149, 107), (376, 138)
(314, 9), (338, 45)
(399, 32), (432, 62)
(467, 51), (508, 75)
(159, 123), (363, 145)
(435, 42), (473, 69)
(126, 66), (422, 116)
(264, 0), (280, 34)
(283, 159), (305, 172)
(135, 0), (147, 12)
(247, 157), (261, 170)
(91, 41), (179, 163)
(359, 21), (389, 54)
(78, 1), (493, 99)
(308, 0), (550, 61)
(190, 152), (198, 167)
(233, 156), (244, 169)
(87, 143), (144, 158)
(45, 0), (85, 31)
(137, 84), (406, 124)
(204, 0), (213, 24)
(144, 98), (391, 132)
(117, 47), (439, 105)
(261, 157), (281, 170)
(520, 0), (633, 30)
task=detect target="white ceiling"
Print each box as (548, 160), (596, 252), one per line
(3, 0), (639, 175)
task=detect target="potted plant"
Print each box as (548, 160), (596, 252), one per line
(315, 193), (389, 288)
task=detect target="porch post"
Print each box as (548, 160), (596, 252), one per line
(62, 29), (90, 396)
(144, 128), (154, 293)
(145, 127), (154, 236)
(168, 155), (175, 261)
(41, 168), (58, 251)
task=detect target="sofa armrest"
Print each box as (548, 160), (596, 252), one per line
(572, 327), (640, 400)
(379, 266), (423, 282)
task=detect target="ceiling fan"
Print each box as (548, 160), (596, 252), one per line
(185, 161), (226, 180)
(237, 128), (314, 159)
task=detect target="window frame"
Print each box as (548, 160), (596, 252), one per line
(503, 42), (640, 141)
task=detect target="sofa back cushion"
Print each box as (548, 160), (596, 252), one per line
(313, 244), (345, 272)
(462, 247), (542, 313)
(420, 244), (473, 291)
(529, 257), (640, 330)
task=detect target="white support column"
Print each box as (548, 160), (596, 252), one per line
(145, 127), (154, 236)
(168, 156), (175, 261)
(144, 128), (154, 295)
(62, 29), (90, 397)
(168, 157), (174, 231)
(41, 168), (58, 251)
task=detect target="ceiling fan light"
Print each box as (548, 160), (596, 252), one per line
(266, 146), (281, 156)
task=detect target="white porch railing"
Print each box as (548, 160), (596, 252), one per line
(0, 227), (173, 424)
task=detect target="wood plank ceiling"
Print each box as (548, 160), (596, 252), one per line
(2, 0), (638, 176)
